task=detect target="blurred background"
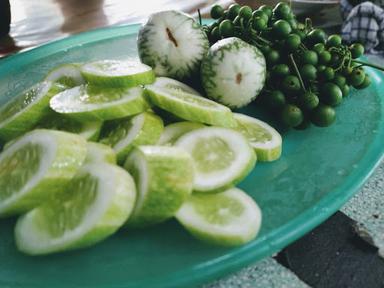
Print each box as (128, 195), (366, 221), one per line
(0, 0), (343, 57)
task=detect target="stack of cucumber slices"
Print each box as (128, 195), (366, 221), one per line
(0, 56), (282, 255)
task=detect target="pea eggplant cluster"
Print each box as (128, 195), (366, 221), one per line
(204, 2), (373, 129)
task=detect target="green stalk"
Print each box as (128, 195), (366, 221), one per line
(289, 54), (306, 91)
(352, 59), (384, 72)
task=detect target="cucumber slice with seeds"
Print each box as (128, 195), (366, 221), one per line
(144, 82), (236, 128)
(124, 145), (194, 228)
(100, 112), (163, 164)
(153, 77), (201, 95)
(158, 121), (205, 146)
(85, 142), (116, 164)
(0, 82), (62, 141)
(201, 37), (266, 109)
(37, 114), (102, 141)
(175, 187), (262, 246)
(175, 127), (256, 193)
(50, 85), (150, 121)
(138, 10), (209, 80)
(45, 63), (85, 88)
(81, 60), (155, 88)
(0, 129), (87, 217)
(15, 163), (136, 255)
(233, 113), (282, 162)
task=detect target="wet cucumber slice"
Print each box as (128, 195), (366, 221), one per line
(233, 113), (282, 162)
(138, 10), (209, 80)
(157, 121), (205, 146)
(0, 82), (62, 141)
(45, 63), (85, 88)
(175, 187), (262, 246)
(50, 85), (150, 121)
(201, 37), (266, 109)
(37, 113), (102, 141)
(124, 145), (194, 228)
(85, 142), (116, 164)
(144, 82), (236, 128)
(15, 163), (136, 255)
(152, 77), (201, 95)
(175, 127), (256, 193)
(81, 60), (155, 88)
(100, 112), (163, 164)
(0, 129), (87, 217)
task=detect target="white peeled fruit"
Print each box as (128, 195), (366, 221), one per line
(15, 163), (136, 255)
(176, 187), (262, 246)
(44, 63), (85, 88)
(157, 121), (205, 146)
(201, 37), (266, 109)
(100, 112), (164, 164)
(138, 10), (209, 80)
(0, 81), (62, 141)
(0, 129), (87, 217)
(124, 145), (194, 228)
(233, 113), (282, 162)
(81, 59), (155, 88)
(175, 127), (256, 193)
(50, 85), (150, 121)
(145, 79), (236, 128)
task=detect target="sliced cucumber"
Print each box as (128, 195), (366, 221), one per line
(37, 113), (102, 141)
(158, 121), (205, 146)
(0, 129), (87, 217)
(175, 187), (262, 246)
(152, 77), (201, 95)
(45, 63), (85, 88)
(233, 113), (282, 162)
(201, 37), (266, 109)
(138, 10), (209, 80)
(50, 85), (150, 121)
(15, 163), (136, 255)
(0, 82), (62, 141)
(85, 142), (116, 164)
(144, 83), (236, 128)
(81, 60), (155, 87)
(100, 112), (163, 164)
(124, 145), (194, 228)
(175, 127), (256, 193)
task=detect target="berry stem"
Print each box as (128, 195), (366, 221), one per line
(289, 54), (307, 91)
(352, 59), (384, 72)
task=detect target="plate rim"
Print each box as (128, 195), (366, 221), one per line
(0, 23), (383, 288)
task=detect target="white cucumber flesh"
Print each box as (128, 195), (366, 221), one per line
(0, 129), (87, 217)
(100, 112), (164, 164)
(81, 59), (155, 88)
(15, 163), (136, 255)
(175, 127), (256, 192)
(175, 187), (262, 246)
(124, 145), (194, 228)
(50, 85), (150, 121)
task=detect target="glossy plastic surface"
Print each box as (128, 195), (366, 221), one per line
(0, 24), (383, 288)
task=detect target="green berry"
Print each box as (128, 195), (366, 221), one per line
(272, 20), (292, 38)
(299, 91), (319, 110)
(311, 104), (336, 127)
(239, 6), (253, 19)
(210, 5), (224, 19)
(219, 20), (234, 37)
(350, 43), (365, 59)
(326, 34), (342, 47)
(321, 82), (343, 106)
(281, 104), (304, 127)
(300, 64), (317, 81)
(285, 34), (301, 52)
(282, 75), (301, 92)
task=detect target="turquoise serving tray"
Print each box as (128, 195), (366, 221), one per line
(0, 24), (383, 288)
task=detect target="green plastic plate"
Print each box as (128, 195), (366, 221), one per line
(0, 24), (383, 288)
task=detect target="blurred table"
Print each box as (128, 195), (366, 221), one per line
(0, 0), (233, 57)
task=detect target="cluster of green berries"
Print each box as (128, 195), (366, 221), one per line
(206, 2), (370, 129)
